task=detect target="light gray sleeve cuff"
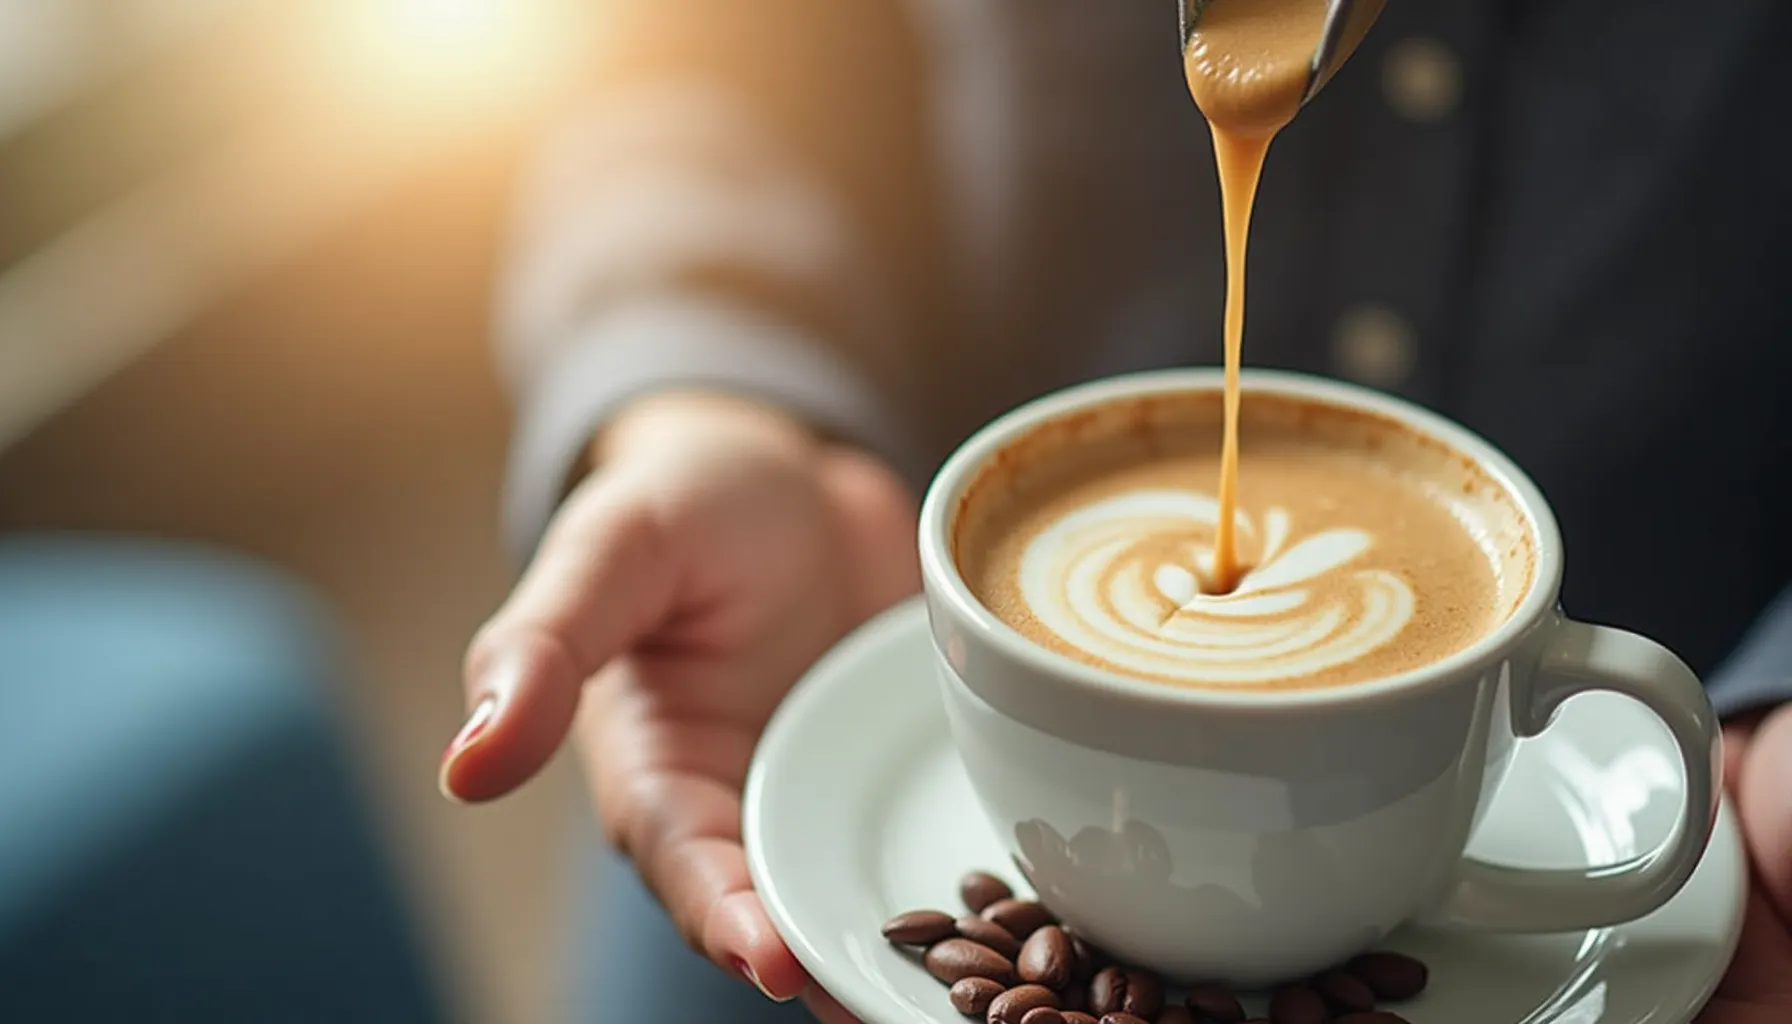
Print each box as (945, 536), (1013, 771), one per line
(1705, 582), (1792, 717)
(502, 295), (920, 561)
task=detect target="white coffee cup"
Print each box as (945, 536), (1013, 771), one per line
(917, 368), (1721, 987)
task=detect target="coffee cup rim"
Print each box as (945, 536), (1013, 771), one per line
(918, 368), (1566, 710)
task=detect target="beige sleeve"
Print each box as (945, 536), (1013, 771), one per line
(493, 3), (943, 558)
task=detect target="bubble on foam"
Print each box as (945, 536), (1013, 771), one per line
(1018, 489), (1416, 685)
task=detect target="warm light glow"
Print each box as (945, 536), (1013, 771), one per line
(317, 0), (581, 122)
(380, 0), (520, 68)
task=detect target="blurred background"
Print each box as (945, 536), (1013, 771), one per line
(0, 0), (601, 1020)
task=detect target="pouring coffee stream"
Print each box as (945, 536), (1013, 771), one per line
(1179, 0), (1387, 595)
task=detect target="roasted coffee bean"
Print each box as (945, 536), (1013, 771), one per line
(962, 871), (1015, 913)
(1068, 935), (1105, 982)
(1088, 966), (1126, 1015)
(1061, 1014), (1099, 1024)
(1314, 968), (1376, 1013)
(1120, 971), (1163, 1018)
(925, 939), (1015, 986)
(950, 977), (1006, 1016)
(1346, 952), (1428, 1002)
(1087, 967), (1163, 1018)
(988, 984), (1060, 1024)
(957, 916), (1024, 960)
(1336, 1014), (1412, 1024)
(1267, 985), (1328, 1024)
(1018, 926), (1075, 989)
(1186, 983), (1247, 1023)
(881, 909), (957, 946)
(1157, 1007), (1197, 1024)
(984, 898), (1056, 938)
(1096, 1014), (1150, 1024)
(1021, 1010), (1066, 1024)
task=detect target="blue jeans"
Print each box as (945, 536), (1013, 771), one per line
(0, 536), (443, 1023)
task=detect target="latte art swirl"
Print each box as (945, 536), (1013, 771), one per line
(1018, 490), (1416, 685)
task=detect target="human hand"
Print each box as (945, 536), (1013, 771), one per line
(1699, 706), (1792, 1021)
(439, 391), (918, 1016)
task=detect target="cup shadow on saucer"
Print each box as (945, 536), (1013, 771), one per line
(1013, 816), (1386, 985)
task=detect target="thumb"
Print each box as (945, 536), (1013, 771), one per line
(1737, 703), (1792, 922)
(442, 476), (678, 803)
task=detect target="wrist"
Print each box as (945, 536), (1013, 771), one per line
(587, 389), (822, 476)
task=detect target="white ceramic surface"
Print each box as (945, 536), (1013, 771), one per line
(744, 599), (1746, 1024)
(917, 369), (1723, 983)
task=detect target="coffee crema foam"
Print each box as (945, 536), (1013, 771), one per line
(1020, 493), (1414, 686)
(955, 394), (1535, 691)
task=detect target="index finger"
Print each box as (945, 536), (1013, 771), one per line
(442, 473), (679, 802)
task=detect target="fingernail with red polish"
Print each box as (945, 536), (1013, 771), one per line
(734, 958), (791, 1003)
(438, 695), (496, 803)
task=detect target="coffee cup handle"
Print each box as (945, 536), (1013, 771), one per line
(1421, 615), (1723, 933)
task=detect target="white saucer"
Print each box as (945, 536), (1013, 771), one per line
(744, 598), (1746, 1024)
